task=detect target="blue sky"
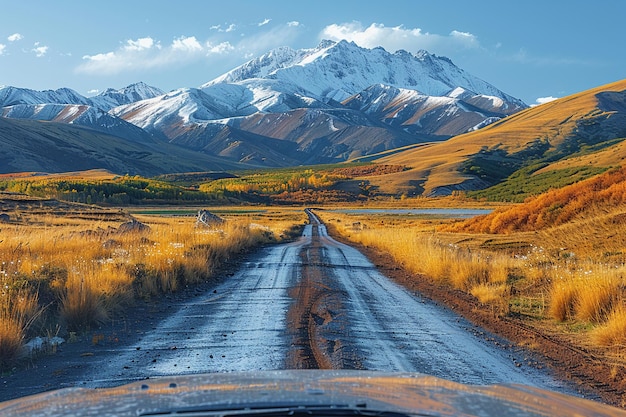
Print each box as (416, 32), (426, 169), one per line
(0, 0), (623, 105)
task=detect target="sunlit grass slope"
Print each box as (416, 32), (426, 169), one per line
(371, 79), (626, 197)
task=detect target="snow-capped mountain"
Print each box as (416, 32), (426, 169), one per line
(108, 40), (526, 165)
(1, 40), (529, 169)
(112, 79), (330, 133)
(342, 84), (510, 136)
(90, 82), (164, 111)
(203, 39), (526, 110)
(0, 83), (164, 143)
(0, 82), (163, 110)
(0, 86), (90, 107)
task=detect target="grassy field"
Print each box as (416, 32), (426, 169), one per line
(0, 199), (306, 369)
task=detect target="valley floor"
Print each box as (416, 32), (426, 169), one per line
(0, 205), (623, 410)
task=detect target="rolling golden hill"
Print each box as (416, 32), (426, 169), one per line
(367, 79), (626, 197)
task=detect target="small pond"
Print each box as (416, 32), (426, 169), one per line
(329, 208), (492, 219)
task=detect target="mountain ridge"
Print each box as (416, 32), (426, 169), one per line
(108, 40), (526, 165)
(203, 40), (526, 108)
(1, 40), (529, 173)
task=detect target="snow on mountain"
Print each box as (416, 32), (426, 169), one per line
(110, 88), (235, 131)
(203, 40), (527, 109)
(0, 83), (164, 144)
(112, 78), (330, 138)
(1, 103), (158, 144)
(343, 84), (508, 135)
(2, 103), (93, 123)
(0, 86), (90, 107)
(90, 82), (165, 111)
(203, 78), (328, 113)
(0, 82), (164, 112)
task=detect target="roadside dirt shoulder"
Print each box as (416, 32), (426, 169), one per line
(325, 225), (626, 409)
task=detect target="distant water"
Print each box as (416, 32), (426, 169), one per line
(329, 208), (492, 218)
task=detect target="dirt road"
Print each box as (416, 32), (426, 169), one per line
(1, 209), (575, 400)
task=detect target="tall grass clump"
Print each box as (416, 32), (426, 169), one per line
(548, 266), (623, 324)
(59, 262), (133, 331)
(592, 306), (626, 346)
(0, 289), (41, 368)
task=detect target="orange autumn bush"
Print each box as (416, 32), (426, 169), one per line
(452, 166), (626, 233)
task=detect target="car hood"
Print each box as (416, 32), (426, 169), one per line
(0, 370), (623, 416)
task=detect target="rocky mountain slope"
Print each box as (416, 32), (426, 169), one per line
(0, 117), (247, 176)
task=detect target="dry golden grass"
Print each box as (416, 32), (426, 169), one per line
(0, 205), (306, 368)
(0, 289), (41, 368)
(592, 306), (626, 347)
(316, 206), (626, 348)
(547, 266), (624, 324)
(317, 211), (515, 314)
(470, 283), (510, 315)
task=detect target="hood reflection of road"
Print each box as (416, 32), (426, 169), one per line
(78, 209), (568, 394)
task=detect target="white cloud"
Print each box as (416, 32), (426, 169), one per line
(7, 33), (23, 42)
(77, 35), (238, 75)
(207, 41), (234, 54)
(209, 23), (236, 33)
(124, 37), (157, 52)
(287, 21), (300, 27)
(76, 21), (305, 76)
(450, 30), (479, 48)
(172, 36), (202, 52)
(32, 42), (48, 57)
(0, 44), (5, 55)
(320, 22), (481, 55)
(87, 89), (100, 95)
(258, 18), (271, 27)
(533, 96), (559, 106)
(87, 51), (116, 62)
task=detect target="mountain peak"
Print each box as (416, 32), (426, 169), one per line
(204, 41), (526, 107)
(91, 82), (164, 111)
(316, 39), (337, 49)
